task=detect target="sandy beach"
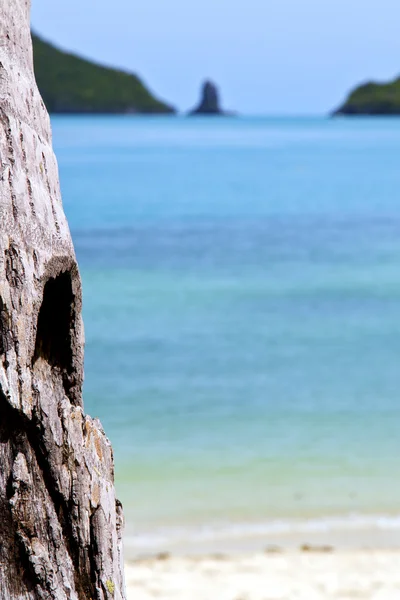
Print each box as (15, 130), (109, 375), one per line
(125, 549), (400, 600)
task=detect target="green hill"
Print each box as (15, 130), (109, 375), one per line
(334, 77), (400, 115)
(32, 33), (176, 114)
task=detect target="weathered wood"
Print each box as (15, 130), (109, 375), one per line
(0, 2), (126, 598)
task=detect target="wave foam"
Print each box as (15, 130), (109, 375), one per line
(125, 513), (400, 552)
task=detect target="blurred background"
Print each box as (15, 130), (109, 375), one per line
(31, 0), (400, 578)
(32, 0), (400, 115)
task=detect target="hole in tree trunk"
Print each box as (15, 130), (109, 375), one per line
(33, 272), (74, 374)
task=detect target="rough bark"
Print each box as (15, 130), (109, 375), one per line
(0, 2), (126, 598)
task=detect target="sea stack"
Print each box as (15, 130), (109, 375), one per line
(189, 80), (231, 115)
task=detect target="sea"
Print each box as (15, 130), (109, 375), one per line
(52, 115), (400, 555)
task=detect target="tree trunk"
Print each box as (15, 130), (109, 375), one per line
(0, 2), (126, 598)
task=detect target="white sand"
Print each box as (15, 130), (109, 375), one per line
(125, 549), (400, 600)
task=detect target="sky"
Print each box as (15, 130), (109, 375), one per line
(31, 0), (400, 115)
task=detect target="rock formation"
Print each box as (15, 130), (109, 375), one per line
(0, 1), (126, 598)
(189, 80), (231, 115)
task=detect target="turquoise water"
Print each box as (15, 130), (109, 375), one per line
(53, 116), (400, 551)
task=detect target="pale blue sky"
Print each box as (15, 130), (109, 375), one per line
(31, 0), (400, 114)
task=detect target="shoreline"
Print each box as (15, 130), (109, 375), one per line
(123, 514), (400, 560)
(124, 518), (400, 598)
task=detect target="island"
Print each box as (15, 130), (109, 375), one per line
(189, 80), (234, 116)
(32, 33), (176, 114)
(333, 76), (400, 115)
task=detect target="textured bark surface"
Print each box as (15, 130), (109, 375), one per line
(0, 2), (126, 598)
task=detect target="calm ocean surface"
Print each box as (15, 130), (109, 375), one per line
(52, 116), (400, 552)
